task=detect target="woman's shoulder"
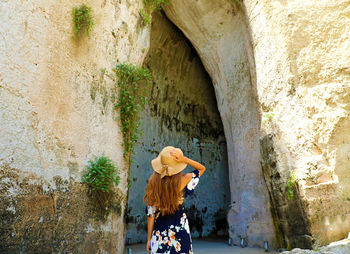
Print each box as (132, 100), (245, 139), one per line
(180, 170), (200, 191)
(182, 172), (193, 182)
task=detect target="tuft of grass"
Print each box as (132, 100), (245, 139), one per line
(139, 0), (169, 26)
(113, 64), (151, 159)
(72, 4), (94, 40)
(82, 156), (120, 192)
(286, 171), (297, 200)
(263, 111), (275, 124)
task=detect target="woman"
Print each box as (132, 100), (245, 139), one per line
(144, 146), (206, 254)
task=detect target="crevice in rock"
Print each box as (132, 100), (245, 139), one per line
(260, 134), (313, 249)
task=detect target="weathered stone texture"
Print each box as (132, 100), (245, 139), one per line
(2, 0), (350, 251)
(163, 0), (350, 249)
(163, 0), (276, 248)
(281, 240), (350, 254)
(0, 164), (126, 253)
(261, 134), (312, 249)
(244, 0), (350, 246)
(126, 12), (230, 243)
(0, 0), (148, 252)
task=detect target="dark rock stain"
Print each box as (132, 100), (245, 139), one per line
(212, 208), (228, 236)
(186, 205), (204, 238)
(0, 164), (126, 254)
(260, 134), (313, 249)
(144, 13), (225, 143)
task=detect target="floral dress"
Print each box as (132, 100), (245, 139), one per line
(146, 169), (200, 254)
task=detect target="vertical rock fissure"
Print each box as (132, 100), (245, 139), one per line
(260, 134), (313, 249)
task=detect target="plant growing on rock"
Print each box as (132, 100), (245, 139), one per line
(286, 170), (297, 200)
(82, 156), (120, 192)
(139, 0), (169, 26)
(263, 111), (275, 124)
(113, 64), (151, 159)
(72, 4), (94, 40)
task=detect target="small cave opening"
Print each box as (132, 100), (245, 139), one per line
(125, 11), (231, 244)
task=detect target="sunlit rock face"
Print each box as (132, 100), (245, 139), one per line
(1, 0), (349, 251)
(244, 0), (350, 247)
(163, 0), (276, 248)
(281, 239), (350, 254)
(126, 12), (231, 244)
(0, 0), (148, 253)
(164, 0), (350, 249)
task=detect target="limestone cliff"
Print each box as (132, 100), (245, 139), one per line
(163, 0), (276, 248)
(0, 0), (148, 253)
(164, 0), (350, 249)
(1, 0), (349, 252)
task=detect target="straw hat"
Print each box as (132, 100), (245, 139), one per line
(151, 146), (187, 178)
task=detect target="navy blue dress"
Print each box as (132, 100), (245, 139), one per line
(146, 169), (200, 254)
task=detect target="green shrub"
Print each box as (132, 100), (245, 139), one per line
(286, 171), (297, 200)
(139, 0), (169, 26)
(113, 64), (151, 158)
(82, 156), (120, 192)
(72, 4), (94, 39)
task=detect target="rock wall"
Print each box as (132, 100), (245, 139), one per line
(244, 0), (350, 247)
(163, 0), (276, 248)
(282, 239), (350, 254)
(126, 12), (231, 244)
(2, 0), (349, 251)
(0, 0), (148, 253)
(261, 134), (312, 249)
(164, 0), (350, 249)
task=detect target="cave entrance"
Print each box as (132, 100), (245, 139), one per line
(125, 12), (231, 244)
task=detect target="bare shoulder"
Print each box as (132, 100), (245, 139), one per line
(180, 173), (193, 190)
(182, 173), (193, 182)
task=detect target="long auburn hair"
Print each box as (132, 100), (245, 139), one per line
(144, 172), (183, 216)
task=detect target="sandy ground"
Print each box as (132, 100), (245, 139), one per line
(125, 238), (277, 254)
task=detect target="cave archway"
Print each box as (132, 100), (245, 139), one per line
(125, 12), (231, 244)
(162, 0), (277, 248)
(126, 0), (279, 248)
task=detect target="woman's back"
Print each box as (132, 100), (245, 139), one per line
(146, 169), (202, 253)
(144, 146), (205, 253)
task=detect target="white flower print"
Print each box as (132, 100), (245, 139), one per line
(180, 213), (187, 227)
(184, 217), (190, 234)
(151, 234), (159, 252)
(168, 229), (181, 252)
(147, 206), (156, 216)
(187, 177), (199, 191)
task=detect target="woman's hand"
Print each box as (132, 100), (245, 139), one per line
(170, 150), (186, 163)
(146, 239), (151, 253)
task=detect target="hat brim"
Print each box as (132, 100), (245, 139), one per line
(151, 155), (187, 177)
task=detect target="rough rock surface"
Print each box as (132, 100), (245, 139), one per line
(244, 0), (350, 247)
(2, 0), (350, 251)
(164, 0), (350, 249)
(126, 12), (230, 243)
(0, 0), (148, 253)
(281, 240), (350, 254)
(261, 134), (312, 249)
(163, 0), (276, 248)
